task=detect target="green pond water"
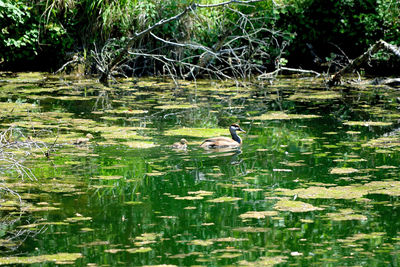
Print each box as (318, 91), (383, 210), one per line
(1, 72), (400, 266)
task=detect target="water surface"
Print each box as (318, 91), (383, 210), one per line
(0, 73), (400, 266)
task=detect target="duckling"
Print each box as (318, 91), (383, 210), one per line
(200, 124), (245, 149)
(171, 138), (188, 150)
(73, 133), (94, 145)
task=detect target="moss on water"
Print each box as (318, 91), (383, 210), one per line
(288, 91), (341, 101)
(0, 253), (82, 265)
(250, 111), (320, 121)
(164, 127), (227, 138)
(326, 209), (367, 221)
(343, 121), (392, 127)
(126, 247), (152, 253)
(238, 256), (287, 266)
(274, 199), (324, 212)
(330, 167), (359, 174)
(154, 104), (197, 109)
(239, 211), (278, 219)
(276, 181), (400, 200)
(207, 196), (242, 203)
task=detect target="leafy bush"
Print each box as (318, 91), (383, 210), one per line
(278, 0), (400, 68)
(0, 0), (399, 73)
(0, 0), (39, 64)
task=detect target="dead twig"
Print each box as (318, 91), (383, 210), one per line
(328, 40), (400, 86)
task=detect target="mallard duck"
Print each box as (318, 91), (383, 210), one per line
(171, 138), (188, 150)
(200, 124), (245, 149)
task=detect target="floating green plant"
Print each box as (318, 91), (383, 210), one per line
(0, 102), (37, 114)
(65, 216), (92, 223)
(124, 201), (143, 205)
(207, 196), (242, 203)
(164, 127), (227, 138)
(343, 121), (393, 127)
(0, 253), (82, 265)
(101, 130), (150, 140)
(126, 247), (152, 253)
(188, 190), (214, 196)
(250, 111), (320, 121)
(218, 253), (242, 259)
(274, 199), (324, 212)
(18, 222), (69, 229)
(330, 167), (359, 174)
(123, 140), (158, 148)
(363, 135), (400, 149)
(288, 91), (341, 101)
(154, 104), (197, 109)
(239, 211), (278, 219)
(238, 256), (287, 266)
(103, 108), (148, 115)
(90, 176), (122, 180)
(174, 195), (204, 200)
(189, 239), (214, 246)
(326, 209), (367, 221)
(276, 181), (400, 200)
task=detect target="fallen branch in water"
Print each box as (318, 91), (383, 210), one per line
(0, 126), (48, 181)
(328, 40), (400, 86)
(258, 66), (321, 80)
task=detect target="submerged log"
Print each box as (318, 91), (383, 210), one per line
(328, 40), (400, 86)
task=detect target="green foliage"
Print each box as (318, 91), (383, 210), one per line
(0, 0), (39, 63)
(0, 0), (399, 72)
(0, 0), (73, 69)
(278, 0), (400, 66)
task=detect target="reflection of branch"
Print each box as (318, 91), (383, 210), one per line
(0, 187), (39, 253)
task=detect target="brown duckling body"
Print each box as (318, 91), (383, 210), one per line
(171, 138), (188, 150)
(74, 133), (94, 145)
(200, 124), (245, 149)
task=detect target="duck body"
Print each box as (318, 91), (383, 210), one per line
(171, 138), (188, 150)
(200, 124), (245, 149)
(73, 133), (94, 145)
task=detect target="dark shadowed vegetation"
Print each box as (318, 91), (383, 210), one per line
(1, 0), (399, 79)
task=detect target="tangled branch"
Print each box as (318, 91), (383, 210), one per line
(93, 0), (287, 85)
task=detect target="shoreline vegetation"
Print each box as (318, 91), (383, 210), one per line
(1, 0), (399, 84)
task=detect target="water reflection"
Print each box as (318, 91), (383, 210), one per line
(1, 74), (400, 265)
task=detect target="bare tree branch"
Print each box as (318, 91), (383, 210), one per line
(96, 0), (279, 84)
(328, 40), (400, 86)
